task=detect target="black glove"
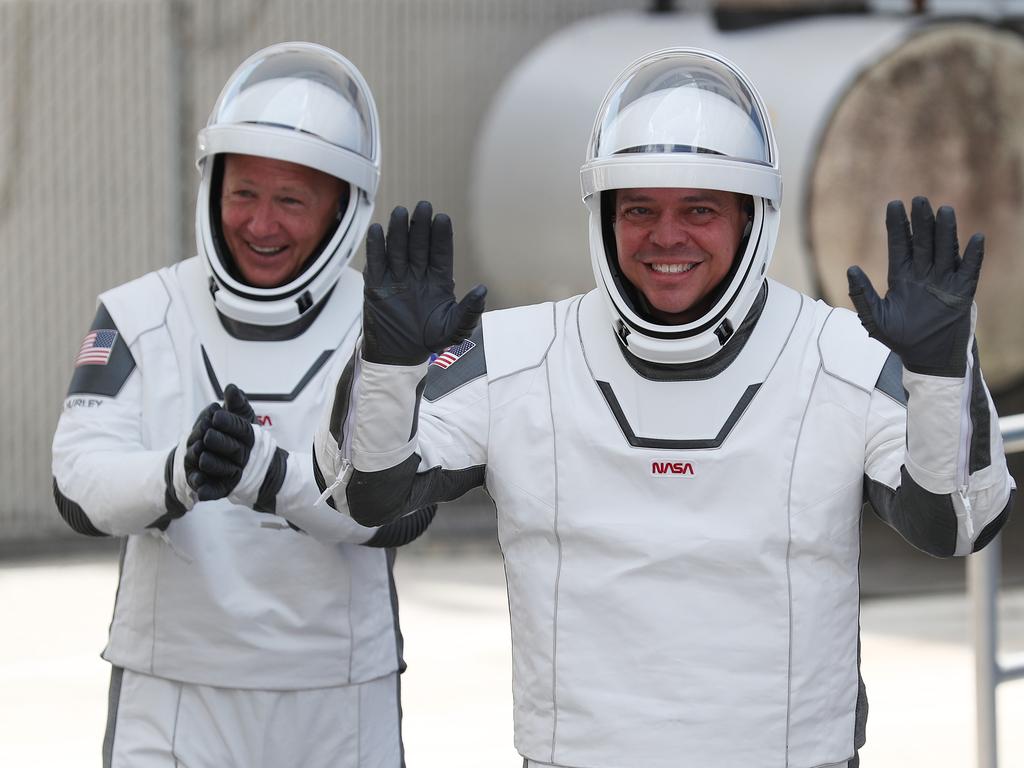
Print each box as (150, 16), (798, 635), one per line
(362, 201), (487, 365)
(194, 384), (256, 502)
(183, 402), (221, 495)
(847, 197), (983, 378)
(160, 402), (224, 526)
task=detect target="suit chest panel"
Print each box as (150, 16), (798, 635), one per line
(139, 264), (360, 452)
(189, 334), (354, 453)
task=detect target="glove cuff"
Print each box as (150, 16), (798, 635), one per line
(228, 423), (281, 509)
(253, 447), (289, 515)
(169, 438), (197, 513)
(351, 357), (427, 472)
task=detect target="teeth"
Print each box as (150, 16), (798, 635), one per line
(249, 244), (286, 255)
(650, 263), (696, 274)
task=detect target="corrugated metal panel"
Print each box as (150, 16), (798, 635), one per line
(1, 0), (644, 542)
(1, 0), (178, 540)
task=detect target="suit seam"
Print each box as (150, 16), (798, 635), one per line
(546, 352), (562, 765)
(784, 358), (823, 766)
(171, 679), (183, 766)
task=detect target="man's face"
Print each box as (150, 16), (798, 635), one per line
(220, 154), (347, 288)
(613, 187), (749, 323)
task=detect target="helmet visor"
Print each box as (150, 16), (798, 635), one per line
(589, 51), (771, 166)
(197, 42), (380, 195)
(581, 49), (779, 205)
(212, 42), (377, 162)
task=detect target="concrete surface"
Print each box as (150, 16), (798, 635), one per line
(1, 543), (1022, 767)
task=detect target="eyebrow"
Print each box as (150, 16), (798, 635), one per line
(227, 178), (312, 196)
(617, 192), (722, 204)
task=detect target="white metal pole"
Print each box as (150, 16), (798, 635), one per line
(969, 536), (1001, 768)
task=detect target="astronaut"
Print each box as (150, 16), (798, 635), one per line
(51, 42), (431, 768)
(313, 48), (1015, 767)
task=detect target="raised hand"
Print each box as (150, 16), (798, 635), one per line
(361, 201), (487, 366)
(847, 196), (983, 378)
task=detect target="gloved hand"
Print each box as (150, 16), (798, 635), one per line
(183, 402), (220, 492)
(166, 402), (222, 518)
(193, 384), (287, 512)
(361, 201), (487, 366)
(847, 197), (983, 378)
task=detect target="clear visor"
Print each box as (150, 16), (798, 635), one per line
(209, 42), (377, 163)
(588, 50), (771, 166)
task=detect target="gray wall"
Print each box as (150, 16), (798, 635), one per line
(0, 0), (646, 542)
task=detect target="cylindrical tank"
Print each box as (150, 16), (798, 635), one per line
(469, 11), (1024, 391)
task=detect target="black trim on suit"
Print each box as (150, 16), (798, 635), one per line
(597, 381), (761, 450)
(201, 346), (332, 402)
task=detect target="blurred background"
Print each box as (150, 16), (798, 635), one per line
(2, 0), (1024, 765)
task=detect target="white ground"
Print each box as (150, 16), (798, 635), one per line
(1, 547), (1022, 767)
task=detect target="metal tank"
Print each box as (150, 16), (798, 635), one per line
(468, 9), (1024, 392)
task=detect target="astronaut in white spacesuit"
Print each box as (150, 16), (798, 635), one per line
(51, 42), (431, 768)
(312, 48), (1015, 767)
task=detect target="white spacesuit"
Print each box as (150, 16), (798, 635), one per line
(313, 49), (1015, 767)
(52, 42), (429, 768)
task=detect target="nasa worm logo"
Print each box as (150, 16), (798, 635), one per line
(651, 461), (695, 477)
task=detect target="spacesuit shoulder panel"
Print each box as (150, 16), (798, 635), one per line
(481, 300), (560, 382)
(65, 303), (137, 398)
(817, 303), (889, 393)
(424, 324), (487, 402)
(98, 269), (173, 346)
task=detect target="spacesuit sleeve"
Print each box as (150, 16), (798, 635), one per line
(313, 325), (489, 527)
(51, 304), (187, 536)
(249, 446), (435, 546)
(864, 348), (1015, 557)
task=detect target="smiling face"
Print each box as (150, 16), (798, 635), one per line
(613, 187), (750, 324)
(220, 154), (348, 288)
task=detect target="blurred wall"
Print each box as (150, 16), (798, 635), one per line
(0, 0), (648, 543)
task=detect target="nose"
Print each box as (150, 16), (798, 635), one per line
(648, 212), (689, 249)
(245, 200), (278, 238)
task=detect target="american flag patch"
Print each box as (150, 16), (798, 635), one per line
(430, 338), (476, 369)
(75, 329), (118, 367)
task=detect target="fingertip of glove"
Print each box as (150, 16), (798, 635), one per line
(224, 382), (244, 402)
(196, 485), (218, 502)
(468, 283), (488, 304)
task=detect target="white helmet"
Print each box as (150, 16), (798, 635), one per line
(580, 48), (782, 364)
(196, 42), (380, 328)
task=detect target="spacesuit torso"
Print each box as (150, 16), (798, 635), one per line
(316, 277), (1012, 767)
(53, 257), (402, 690)
(477, 283), (879, 766)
